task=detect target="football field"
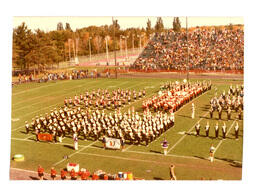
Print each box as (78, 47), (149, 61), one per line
(10, 77), (243, 180)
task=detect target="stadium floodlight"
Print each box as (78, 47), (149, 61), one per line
(105, 36), (109, 64)
(89, 37), (92, 62)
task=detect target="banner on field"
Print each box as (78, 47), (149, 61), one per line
(38, 133), (53, 141)
(105, 137), (121, 149)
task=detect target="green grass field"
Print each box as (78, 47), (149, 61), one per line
(10, 77), (243, 180)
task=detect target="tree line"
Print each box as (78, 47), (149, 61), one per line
(12, 17), (182, 72)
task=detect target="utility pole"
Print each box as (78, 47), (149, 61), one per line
(105, 36), (109, 64)
(132, 34), (134, 54)
(186, 16), (189, 81)
(113, 17), (118, 79)
(120, 35), (123, 57)
(68, 39), (71, 65)
(89, 37), (92, 62)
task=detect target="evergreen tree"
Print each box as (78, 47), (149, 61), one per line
(65, 23), (72, 31)
(155, 17), (164, 32)
(173, 17), (181, 32)
(146, 18), (152, 36)
(57, 22), (64, 31)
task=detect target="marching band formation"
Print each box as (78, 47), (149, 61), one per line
(142, 80), (211, 112)
(64, 88), (146, 110)
(25, 107), (174, 146)
(209, 84), (243, 120)
(24, 80), (243, 155)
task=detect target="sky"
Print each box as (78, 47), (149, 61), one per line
(13, 16), (244, 32)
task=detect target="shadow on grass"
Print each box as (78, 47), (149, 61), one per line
(153, 177), (164, 180)
(91, 144), (104, 149)
(177, 114), (191, 119)
(29, 176), (39, 180)
(150, 150), (161, 154)
(194, 156), (207, 161)
(64, 145), (74, 150)
(215, 157), (242, 168)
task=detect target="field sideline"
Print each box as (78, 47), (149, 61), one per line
(10, 77), (243, 180)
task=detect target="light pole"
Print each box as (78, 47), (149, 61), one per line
(122, 35), (129, 60)
(89, 37), (92, 62)
(105, 36), (109, 64)
(120, 35), (123, 57)
(132, 34), (135, 54)
(186, 16), (189, 81)
(137, 34), (144, 51)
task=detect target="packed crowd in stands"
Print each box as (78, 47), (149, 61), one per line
(143, 80), (211, 112)
(15, 69), (100, 85)
(132, 27), (244, 71)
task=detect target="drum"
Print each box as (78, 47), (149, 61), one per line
(123, 172), (127, 179)
(127, 172), (133, 180)
(118, 172), (123, 179)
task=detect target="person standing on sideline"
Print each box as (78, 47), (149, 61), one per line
(102, 135), (106, 150)
(227, 106), (231, 120)
(234, 121), (239, 140)
(205, 121), (210, 137)
(191, 103), (195, 119)
(222, 122), (227, 139)
(37, 165), (44, 180)
(169, 165), (177, 180)
(209, 144), (215, 162)
(215, 122), (219, 138)
(161, 137), (169, 155)
(73, 132), (78, 150)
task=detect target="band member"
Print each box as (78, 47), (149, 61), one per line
(120, 137), (125, 151)
(209, 144), (215, 162)
(238, 108), (243, 120)
(195, 122), (200, 136)
(70, 169), (77, 180)
(191, 103), (195, 119)
(73, 133), (78, 150)
(25, 121), (30, 134)
(234, 121), (239, 140)
(61, 169), (67, 180)
(215, 122), (219, 138)
(205, 121), (210, 137)
(161, 137), (169, 155)
(209, 106), (214, 119)
(169, 164), (177, 180)
(50, 167), (57, 180)
(102, 135), (106, 150)
(218, 105), (222, 120)
(222, 123), (227, 139)
(37, 165), (44, 180)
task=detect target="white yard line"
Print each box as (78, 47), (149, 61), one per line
(12, 80), (99, 110)
(52, 141), (98, 167)
(11, 80), (117, 132)
(214, 121), (236, 153)
(12, 80), (113, 113)
(167, 111), (209, 153)
(122, 144), (133, 152)
(10, 137), (242, 164)
(12, 80), (98, 106)
(77, 151), (164, 165)
(11, 137), (87, 148)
